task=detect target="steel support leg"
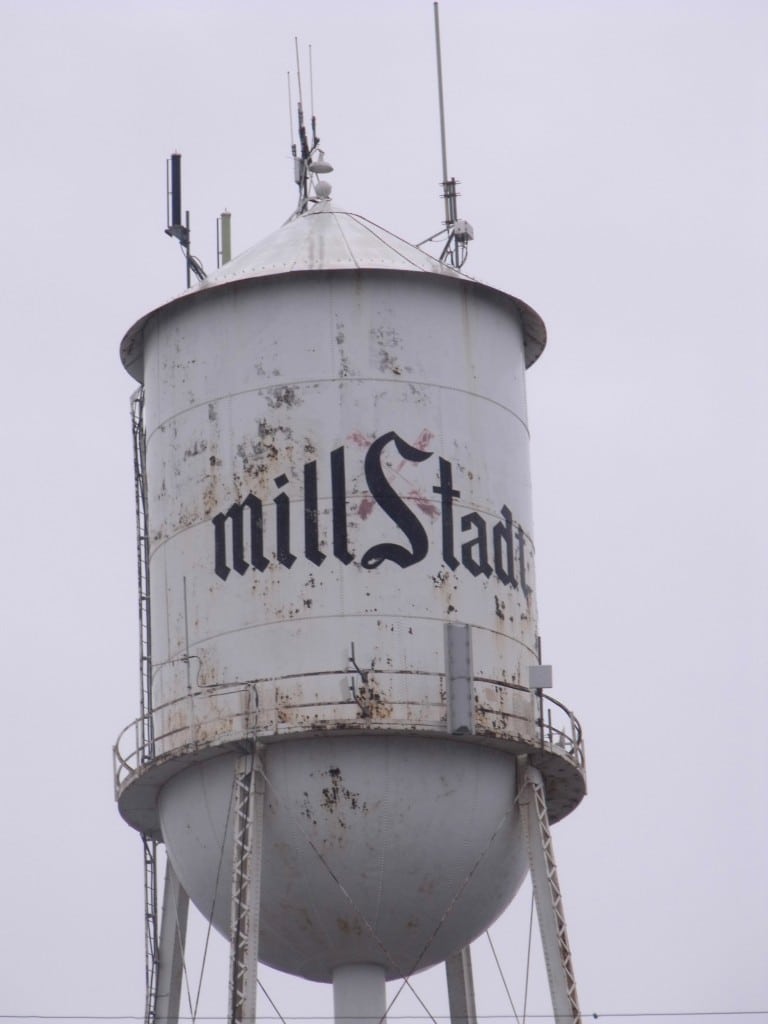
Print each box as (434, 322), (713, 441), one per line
(155, 857), (189, 1024)
(445, 946), (477, 1024)
(519, 763), (581, 1024)
(228, 746), (265, 1024)
(142, 835), (162, 1024)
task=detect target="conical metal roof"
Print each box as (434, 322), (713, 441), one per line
(205, 199), (466, 282)
(120, 200), (546, 381)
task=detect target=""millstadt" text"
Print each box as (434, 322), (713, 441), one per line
(213, 430), (531, 593)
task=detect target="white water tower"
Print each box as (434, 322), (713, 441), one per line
(114, 21), (586, 1024)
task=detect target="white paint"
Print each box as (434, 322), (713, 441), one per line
(120, 203), (584, 982)
(158, 737), (527, 981)
(131, 208), (547, 757)
(333, 963), (387, 1024)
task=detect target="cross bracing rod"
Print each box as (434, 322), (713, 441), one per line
(228, 746), (266, 1024)
(518, 763), (582, 1024)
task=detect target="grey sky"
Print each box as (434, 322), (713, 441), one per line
(0, 1), (765, 1021)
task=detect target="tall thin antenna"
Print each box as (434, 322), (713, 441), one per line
(288, 41), (333, 216)
(434, 3), (449, 192)
(309, 44), (317, 146)
(427, 2), (473, 269)
(287, 71), (295, 152)
(294, 37), (305, 124)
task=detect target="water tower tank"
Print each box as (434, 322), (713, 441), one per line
(115, 197), (585, 992)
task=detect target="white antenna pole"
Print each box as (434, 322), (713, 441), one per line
(294, 36), (304, 111)
(287, 71), (295, 152)
(431, 2), (472, 268)
(309, 43), (315, 126)
(433, 2), (449, 188)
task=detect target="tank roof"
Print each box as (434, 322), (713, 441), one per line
(120, 201), (546, 381)
(206, 199), (467, 281)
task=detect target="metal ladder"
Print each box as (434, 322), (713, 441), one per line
(132, 386), (161, 1024)
(519, 764), (581, 1024)
(131, 386), (154, 760)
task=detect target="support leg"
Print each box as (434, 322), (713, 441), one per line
(228, 746), (265, 1024)
(445, 946), (477, 1024)
(519, 763), (581, 1024)
(155, 857), (189, 1024)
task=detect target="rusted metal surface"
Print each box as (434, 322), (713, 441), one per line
(116, 203), (584, 985)
(155, 737), (532, 982)
(120, 205), (546, 382)
(139, 272), (543, 769)
(114, 678), (585, 831)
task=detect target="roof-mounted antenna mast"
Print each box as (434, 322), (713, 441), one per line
(430, 2), (473, 268)
(165, 153), (207, 287)
(288, 40), (334, 217)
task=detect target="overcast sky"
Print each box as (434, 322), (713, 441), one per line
(0, 1), (766, 1023)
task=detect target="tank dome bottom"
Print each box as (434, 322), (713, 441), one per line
(158, 734), (528, 982)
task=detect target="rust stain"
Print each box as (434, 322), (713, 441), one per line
(410, 428), (435, 451)
(183, 439), (208, 458)
(336, 917), (363, 936)
(352, 669), (394, 721)
(317, 766), (368, 828)
(357, 496), (375, 519)
(410, 490), (438, 520)
(266, 385), (302, 409)
(347, 430), (373, 449)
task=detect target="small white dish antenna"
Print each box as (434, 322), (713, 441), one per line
(310, 149), (333, 174)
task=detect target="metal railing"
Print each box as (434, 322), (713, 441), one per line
(114, 684), (258, 793)
(114, 677), (584, 795)
(536, 690), (585, 770)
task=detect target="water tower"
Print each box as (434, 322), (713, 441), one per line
(114, 17), (586, 1024)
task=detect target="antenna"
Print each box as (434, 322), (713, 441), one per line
(425, 2), (473, 269)
(168, 153), (183, 233)
(217, 210), (232, 268)
(164, 153), (207, 287)
(309, 44), (318, 148)
(288, 42), (334, 216)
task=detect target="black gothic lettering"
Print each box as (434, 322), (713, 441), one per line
(213, 494), (268, 581)
(274, 474), (296, 568)
(516, 524), (531, 596)
(433, 457), (460, 570)
(331, 446), (354, 565)
(493, 505), (518, 588)
(461, 511), (493, 578)
(303, 461), (325, 566)
(361, 431), (433, 569)
(210, 431), (533, 598)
